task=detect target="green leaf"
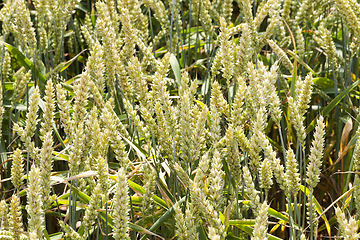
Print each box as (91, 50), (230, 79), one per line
(49, 232), (63, 240)
(128, 179), (168, 209)
(121, 135), (147, 161)
(139, 197), (185, 240)
(45, 49), (87, 77)
(306, 79), (360, 134)
(290, 50), (298, 98)
(3, 101), (27, 111)
(131, 223), (165, 240)
(44, 229), (50, 240)
(75, 2), (88, 13)
(3, 42), (47, 85)
(170, 53), (181, 85)
(234, 224), (282, 240)
(241, 200), (292, 226)
(229, 219), (256, 226)
(312, 77), (334, 88)
(198, 222), (208, 240)
(286, 49), (316, 75)
(299, 185), (331, 236)
(226, 235), (245, 240)
(70, 186), (91, 204)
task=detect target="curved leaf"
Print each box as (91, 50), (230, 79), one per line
(3, 42), (47, 85)
(306, 79), (360, 134)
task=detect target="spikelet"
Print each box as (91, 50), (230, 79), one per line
(184, 203), (198, 239)
(118, 0), (148, 39)
(12, 69), (31, 105)
(2, 50), (12, 82)
(296, 27), (305, 59)
(0, 200), (8, 228)
(231, 77), (246, 127)
(96, 156), (109, 193)
(174, 201), (198, 240)
(335, 207), (359, 240)
(306, 195), (318, 237)
(56, 83), (73, 139)
(236, 23), (254, 72)
(353, 175), (360, 218)
(251, 202), (269, 240)
(269, 91), (282, 126)
(212, 17), (235, 83)
(208, 226), (221, 240)
(190, 105), (209, 162)
(209, 104), (222, 147)
(9, 195), (23, 240)
(254, 0), (281, 29)
(40, 79), (55, 136)
(211, 81), (229, 117)
(13, 87), (40, 161)
(119, 7), (157, 68)
(282, 0), (292, 20)
(87, 41), (106, 102)
(153, 101), (173, 159)
(267, 40), (293, 72)
(243, 166), (260, 216)
(96, 2), (119, 90)
(141, 163), (157, 220)
(249, 104), (267, 170)
(295, 0), (313, 24)
(258, 15), (281, 50)
(128, 57), (150, 105)
(174, 202), (188, 240)
(314, 23), (337, 64)
(5, 0), (36, 55)
(101, 100), (129, 168)
(82, 183), (102, 233)
(306, 116), (326, 190)
(197, 0), (214, 35)
(288, 96), (306, 144)
(208, 150), (224, 212)
(73, 71), (89, 126)
(260, 158), (273, 191)
(39, 132), (54, 207)
(222, 0), (233, 24)
(297, 73), (313, 117)
(258, 130), (287, 190)
(285, 148), (301, 196)
(124, 99), (150, 144)
(334, 0), (360, 49)
(222, 126), (242, 184)
(81, 14), (96, 50)
(177, 83), (193, 159)
(235, 0), (253, 24)
(27, 167), (44, 239)
(11, 149), (24, 191)
(173, 162), (191, 189)
(88, 108), (106, 164)
(58, 220), (82, 240)
(113, 167), (130, 239)
(190, 178), (225, 238)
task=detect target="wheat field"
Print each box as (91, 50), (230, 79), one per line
(0, 0), (359, 239)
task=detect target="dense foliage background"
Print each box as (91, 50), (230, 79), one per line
(0, 0), (359, 239)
